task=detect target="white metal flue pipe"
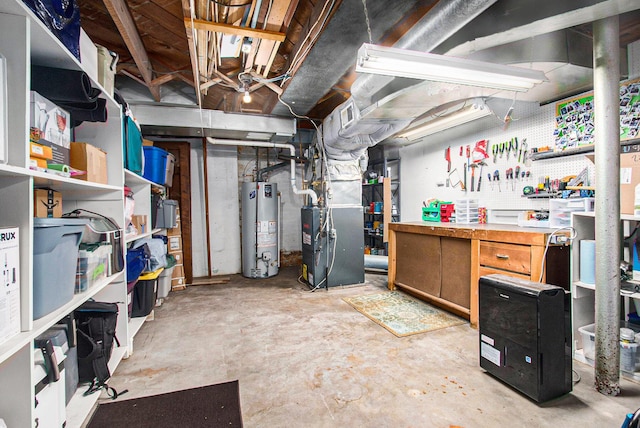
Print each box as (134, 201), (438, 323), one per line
(206, 138), (318, 205)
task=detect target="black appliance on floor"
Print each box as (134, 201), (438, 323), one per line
(479, 274), (572, 402)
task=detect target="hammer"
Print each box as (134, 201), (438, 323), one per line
(469, 163), (479, 192)
(476, 161), (488, 191)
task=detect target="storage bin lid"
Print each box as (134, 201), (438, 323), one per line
(34, 217), (88, 228)
(139, 267), (164, 280)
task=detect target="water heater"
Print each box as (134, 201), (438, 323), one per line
(241, 181), (279, 278)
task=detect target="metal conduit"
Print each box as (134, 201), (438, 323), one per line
(593, 15), (621, 396)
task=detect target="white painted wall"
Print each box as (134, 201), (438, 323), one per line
(399, 40), (640, 223)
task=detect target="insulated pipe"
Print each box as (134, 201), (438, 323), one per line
(206, 138), (318, 205)
(593, 15), (621, 396)
(350, 0), (497, 109)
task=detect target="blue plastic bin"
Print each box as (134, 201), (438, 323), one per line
(142, 146), (168, 185)
(33, 218), (87, 319)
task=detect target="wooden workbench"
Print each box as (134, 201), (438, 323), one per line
(388, 222), (567, 327)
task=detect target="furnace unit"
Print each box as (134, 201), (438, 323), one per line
(479, 274), (572, 402)
(301, 206), (364, 288)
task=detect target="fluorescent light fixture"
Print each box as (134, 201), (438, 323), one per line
(398, 104), (492, 141)
(356, 43), (548, 92)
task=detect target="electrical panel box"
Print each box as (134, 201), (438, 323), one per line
(301, 206), (364, 288)
(479, 274), (572, 403)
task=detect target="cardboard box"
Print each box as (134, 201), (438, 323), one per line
(29, 142), (53, 160)
(34, 189), (62, 218)
(29, 157), (48, 169)
(0, 227), (20, 347)
(168, 250), (182, 265)
(167, 222), (181, 237)
(620, 145), (640, 215)
(30, 91), (71, 149)
(70, 142), (107, 184)
(168, 235), (182, 252)
(143, 139), (154, 146)
(131, 215), (148, 234)
(171, 276), (186, 289)
(172, 264), (185, 279)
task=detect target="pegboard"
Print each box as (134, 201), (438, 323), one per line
(399, 102), (595, 221)
(400, 41), (640, 222)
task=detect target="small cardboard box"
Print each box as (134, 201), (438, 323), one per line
(29, 157), (48, 169)
(131, 215), (148, 234)
(142, 139), (154, 146)
(70, 142), (107, 184)
(620, 145), (640, 215)
(0, 227), (20, 347)
(29, 142), (53, 160)
(168, 235), (182, 252)
(34, 189), (62, 218)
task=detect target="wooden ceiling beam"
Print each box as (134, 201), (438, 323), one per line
(184, 19), (287, 42)
(181, 0), (203, 105)
(103, 0), (161, 101)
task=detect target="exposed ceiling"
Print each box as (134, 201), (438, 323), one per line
(79, 0), (640, 129)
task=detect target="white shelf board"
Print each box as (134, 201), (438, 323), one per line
(128, 316), (147, 342)
(0, 272), (123, 365)
(65, 345), (127, 428)
(574, 281), (595, 291)
(32, 169), (122, 193)
(125, 169), (164, 189)
(125, 228), (163, 244)
(0, 163), (30, 178)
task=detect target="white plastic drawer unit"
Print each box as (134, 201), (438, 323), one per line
(549, 198), (594, 228)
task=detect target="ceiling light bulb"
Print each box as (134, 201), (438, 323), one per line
(241, 40), (252, 54)
(243, 91), (252, 103)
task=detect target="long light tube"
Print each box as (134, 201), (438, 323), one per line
(356, 43), (548, 92)
(398, 105), (492, 141)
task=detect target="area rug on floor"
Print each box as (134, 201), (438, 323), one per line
(87, 380), (243, 427)
(343, 291), (466, 337)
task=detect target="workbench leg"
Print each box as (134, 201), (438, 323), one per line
(470, 239), (480, 329)
(388, 229), (397, 290)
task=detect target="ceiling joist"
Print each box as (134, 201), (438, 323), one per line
(103, 0), (161, 101)
(184, 19), (287, 42)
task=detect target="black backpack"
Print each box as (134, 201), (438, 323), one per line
(75, 301), (127, 398)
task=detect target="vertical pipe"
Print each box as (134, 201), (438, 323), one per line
(202, 137), (212, 278)
(593, 15), (621, 396)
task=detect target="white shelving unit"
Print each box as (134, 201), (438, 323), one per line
(571, 211), (640, 383)
(0, 2), (161, 426)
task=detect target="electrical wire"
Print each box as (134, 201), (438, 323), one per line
(572, 369), (581, 385)
(538, 226), (577, 283)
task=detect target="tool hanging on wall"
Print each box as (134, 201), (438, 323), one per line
(466, 145), (470, 170)
(470, 163), (478, 191)
(492, 144), (499, 163)
(493, 170), (501, 192)
(445, 146), (451, 187)
(464, 162), (467, 192)
(477, 161), (487, 191)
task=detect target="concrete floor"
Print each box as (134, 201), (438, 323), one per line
(92, 267), (640, 427)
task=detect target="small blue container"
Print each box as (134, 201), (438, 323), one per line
(142, 146), (168, 185)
